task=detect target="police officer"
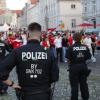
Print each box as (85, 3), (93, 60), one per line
(0, 33), (10, 95)
(0, 23), (59, 100)
(66, 33), (91, 100)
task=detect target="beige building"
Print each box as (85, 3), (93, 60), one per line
(58, 0), (83, 30)
(17, 0), (83, 31)
(0, 0), (18, 28)
(0, 10), (18, 28)
(0, 0), (6, 10)
(82, 0), (100, 29)
(0, 0), (6, 25)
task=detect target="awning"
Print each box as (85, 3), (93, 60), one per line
(48, 28), (56, 31)
(96, 24), (100, 26)
(77, 23), (94, 27)
(85, 28), (100, 33)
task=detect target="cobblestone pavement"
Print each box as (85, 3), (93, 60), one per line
(53, 63), (100, 100)
(0, 52), (100, 100)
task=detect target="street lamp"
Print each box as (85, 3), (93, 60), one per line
(45, 5), (48, 32)
(25, 3), (28, 27)
(92, 18), (96, 29)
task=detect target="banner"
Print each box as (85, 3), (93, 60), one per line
(58, 20), (65, 29)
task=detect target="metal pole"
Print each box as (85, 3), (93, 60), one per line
(45, 5), (48, 32)
(92, 18), (96, 29)
(25, 3), (28, 27)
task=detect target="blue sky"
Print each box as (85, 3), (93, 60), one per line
(6, 0), (28, 10)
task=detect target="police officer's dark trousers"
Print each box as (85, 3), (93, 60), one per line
(69, 64), (89, 100)
(56, 48), (62, 62)
(21, 92), (50, 100)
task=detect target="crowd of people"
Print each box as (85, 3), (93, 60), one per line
(0, 28), (97, 63)
(0, 22), (98, 100)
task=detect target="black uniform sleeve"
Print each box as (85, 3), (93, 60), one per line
(85, 47), (92, 60)
(5, 43), (13, 52)
(66, 47), (72, 60)
(0, 49), (17, 81)
(49, 51), (59, 83)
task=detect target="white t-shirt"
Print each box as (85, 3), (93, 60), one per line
(83, 37), (92, 49)
(21, 34), (27, 45)
(54, 37), (62, 48)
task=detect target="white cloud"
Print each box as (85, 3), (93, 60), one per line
(6, 0), (28, 10)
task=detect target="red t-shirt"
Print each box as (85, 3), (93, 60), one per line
(41, 41), (49, 48)
(7, 36), (15, 45)
(12, 39), (22, 49)
(68, 36), (73, 46)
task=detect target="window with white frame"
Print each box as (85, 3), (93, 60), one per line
(84, 6), (87, 12)
(71, 19), (76, 28)
(92, 0), (96, 13)
(92, 4), (96, 13)
(71, 4), (76, 9)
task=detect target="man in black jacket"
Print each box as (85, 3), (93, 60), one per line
(62, 34), (69, 62)
(0, 23), (59, 100)
(66, 33), (91, 100)
(0, 33), (10, 95)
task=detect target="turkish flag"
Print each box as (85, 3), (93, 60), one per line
(30, 0), (39, 4)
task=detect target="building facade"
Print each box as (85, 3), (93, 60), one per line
(0, 10), (18, 28)
(0, 0), (6, 25)
(0, 0), (6, 10)
(0, 0), (17, 28)
(58, 0), (83, 30)
(17, 0), (83, 31)
(17, 0), (59, 30)
(82, 0), (100, 28)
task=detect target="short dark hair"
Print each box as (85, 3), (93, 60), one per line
(73, 33), (82, 42)
(28, 22), (41, 32)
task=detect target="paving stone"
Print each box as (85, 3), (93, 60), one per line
(0, 63), (100, 100)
